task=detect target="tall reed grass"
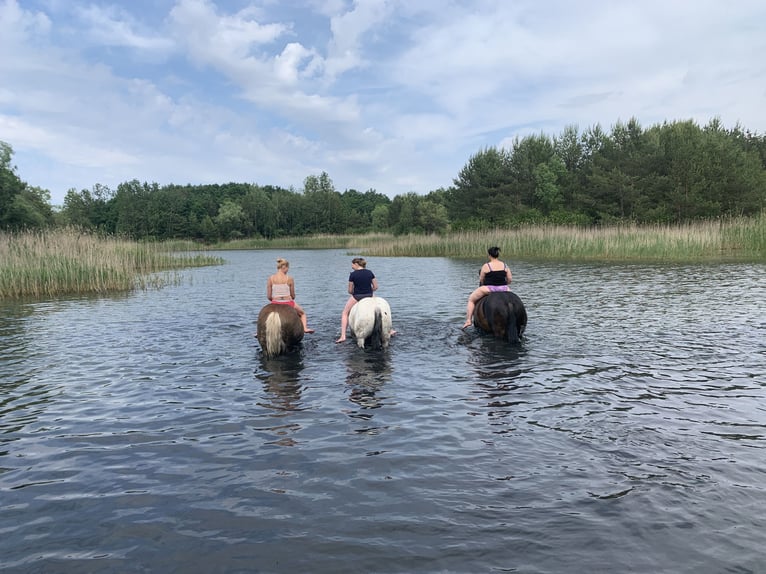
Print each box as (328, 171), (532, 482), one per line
(201, 233), (393, 251)
(358, 221), (742, 260)
(208, 214), (766, 262)
(0, 228), (223, 299)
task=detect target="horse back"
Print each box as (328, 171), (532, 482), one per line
(474, 291), (527, 343)
(257, 303), (303, 357)
(349, 297), (392, 350)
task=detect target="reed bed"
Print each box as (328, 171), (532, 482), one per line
(362, 223), (731, 260)
(206, 233), (392, 251)
(208, 214), (766, 262)
(0, 228), (223, 299)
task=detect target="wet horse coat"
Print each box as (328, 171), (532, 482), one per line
(348, 296), (393, 350)
(257, 303), (304, 357)
(473, 291), (527, 343)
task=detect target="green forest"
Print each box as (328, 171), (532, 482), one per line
(2, 117), (765, 241)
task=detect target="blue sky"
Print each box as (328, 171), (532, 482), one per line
(2, 0), (765, 206)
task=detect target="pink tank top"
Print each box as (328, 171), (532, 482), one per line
(271, 283), (291, 300)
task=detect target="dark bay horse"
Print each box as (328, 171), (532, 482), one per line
(257, 303), (304, 357)
(472, 291), (527, 343)
(348, 296), (393, 350)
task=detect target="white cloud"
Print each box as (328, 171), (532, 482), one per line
(0, 0), (50, 40)
(169, 0), (288, 64)
(77, 4), (173, 52)
(323, 0), (390, 80)
(0, 0), (764, 205)
(274, 42), (320, 84)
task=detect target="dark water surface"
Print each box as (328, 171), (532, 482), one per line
(1, 250), (765, 573)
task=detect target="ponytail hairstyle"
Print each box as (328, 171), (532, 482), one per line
(276, 258), (289, 270)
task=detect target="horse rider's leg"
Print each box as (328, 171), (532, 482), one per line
(336, 297), (357, 342)
(463, 287), (488, 328)
(341, 297), (357, 331)
(294, 303), (314, 333)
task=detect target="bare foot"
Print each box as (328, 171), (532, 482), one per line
(304, 328), (315, 334)
(461, 322), (472, 330)
(390, 330), (397, 336)
(335, 337), (346, 343)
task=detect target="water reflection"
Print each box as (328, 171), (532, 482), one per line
(467, 334), (527, 381)
(3, 252), (765, 573)
(254, 353), (305, 447)
(466, 335), (530, 431)
(344, 349), (392, 421)
(256, 353), (306, 413)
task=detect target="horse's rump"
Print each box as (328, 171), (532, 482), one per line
(349, 297), (392, 350)
(474, 291), (527, 343)
(257, 303), (304, 357)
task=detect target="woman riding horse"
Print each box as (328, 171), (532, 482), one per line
(462, 246), (527, 343)
(257, 257), (313, 357)
(463, 246), (513, 329)
(267, 258), (314, 334)
(337, 257), (395, 343)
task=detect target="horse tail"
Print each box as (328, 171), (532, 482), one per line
(263, 311), (283, 357)
(369, 306), (384, 350)
(505, 299), (520, 344)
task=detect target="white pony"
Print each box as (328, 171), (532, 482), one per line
(348, 296), (393, 350)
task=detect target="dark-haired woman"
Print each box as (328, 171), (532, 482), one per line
(462, 246), (512, 329)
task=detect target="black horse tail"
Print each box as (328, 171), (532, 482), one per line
(368, 307), (384, 350)
(505, 299), (520, 344)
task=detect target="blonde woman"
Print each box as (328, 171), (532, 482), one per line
(267, 258), (314, 333)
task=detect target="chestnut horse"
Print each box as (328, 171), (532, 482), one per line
(472, 291), (527, 343)
(256, 303), (304, 357)
(348, 296), (393, 350)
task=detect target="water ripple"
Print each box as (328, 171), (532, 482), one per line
(1, 254), (765, 573)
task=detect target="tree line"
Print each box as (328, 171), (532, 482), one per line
(2, 117), (765, 240)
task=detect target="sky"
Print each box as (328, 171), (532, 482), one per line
(1, 0), (765, 206)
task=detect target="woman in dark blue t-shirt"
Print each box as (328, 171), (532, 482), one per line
(335, 257), (378, 343)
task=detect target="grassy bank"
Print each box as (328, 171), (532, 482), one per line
(0, 228), (223, 299)
(207, 214), (766, 262)
(167, 234), (392, 252)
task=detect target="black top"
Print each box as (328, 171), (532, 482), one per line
(482, 264), (508, 286)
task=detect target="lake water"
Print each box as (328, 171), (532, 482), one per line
(1, 249), (765, 573)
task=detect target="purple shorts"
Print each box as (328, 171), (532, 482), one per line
(486, 285), (510, 293)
